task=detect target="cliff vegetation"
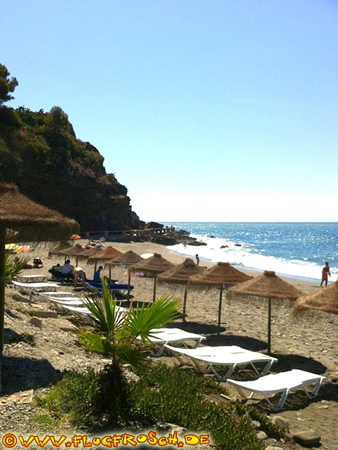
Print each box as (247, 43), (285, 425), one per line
(0, 64), (143, 232)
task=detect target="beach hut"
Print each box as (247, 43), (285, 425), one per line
(158, 258), (205, 320)
(0, 183), (79, 390)
(294, 280), (338, 316)
(87, 246), (123, 272)
(131, 253), (175, 303)
(227, 270), (303, 353)
(189, 262), (252, 334)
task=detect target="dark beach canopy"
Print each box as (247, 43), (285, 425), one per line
(294, 280), (338, 315)
(189, 262), (252, 333)
(189, 262), (252, 287)
(0, 183), (79, 243)
(131, 252), (175, 274)
(158, 258), (205, 319)
(103, 250), (143, 293)
(226, 270), (303, 300)
(158, 257), (205, 285)
(49, 243), (74, 256)
(105, 250), (143, 268)
(87, 246), (123, 263)
(227, 270), (303, 353)
(64, 243), (84, 256)
(77, 247), (102, 260)
(131, 253), (175, 303)
(0, 183), (79, 390)
(87, 246), (123, 272)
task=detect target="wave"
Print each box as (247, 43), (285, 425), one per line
(168, 233), (338, 283)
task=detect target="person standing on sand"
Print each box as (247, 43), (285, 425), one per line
(320, 262), (331, 287)
(195, 254), (200, 266)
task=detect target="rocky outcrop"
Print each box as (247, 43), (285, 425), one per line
(0, 106), (144, 232)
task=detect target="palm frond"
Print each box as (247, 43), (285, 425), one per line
(114, 342), (145, 368)
(78, 330), (113, 354)
(127, 296), (180, 342)
(5, 254), (29, 285)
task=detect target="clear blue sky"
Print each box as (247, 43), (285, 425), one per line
(2, 0), (338, 222)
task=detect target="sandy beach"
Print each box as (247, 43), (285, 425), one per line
(2, 240), (338, 449)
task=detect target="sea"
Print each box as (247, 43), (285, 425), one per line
(163, 222), (338, 284)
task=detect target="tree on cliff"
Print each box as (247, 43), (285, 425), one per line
(0, 63), (144, 231)
(0, 64), (18, 105)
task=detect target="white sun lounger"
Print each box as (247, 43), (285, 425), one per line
(227, 369), (326, 411)
(61, 303), (128, 318)
(139, 328), (206, 356)
(60, 304), (93, 316)
(47, 297), (86, 306)
(164, 345), (277, 380)
(12, 281), (58, 293)
(38, 291), (78, 298)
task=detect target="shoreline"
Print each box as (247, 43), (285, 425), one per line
(164, 245), (322, 294)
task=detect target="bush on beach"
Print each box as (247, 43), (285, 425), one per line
(35, 362), (284, 450)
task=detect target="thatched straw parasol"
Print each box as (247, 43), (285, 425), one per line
(189, 262), (252, 334)
(158, 258), (205, 319)
(49, 243), (73, 257)
(294, 280), (338, 316)
(87, 246), (123, 271)
(107, 250), (143, 267)
(63, 243), (86, 266)
(77, 247), (102, 260)
(131, 253), (175, 303)
(0, 183), (79, 390)
(104, 250), (143, 292)
(227, 270), (303, 353)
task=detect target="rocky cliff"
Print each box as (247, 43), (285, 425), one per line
(0, 105), (143, 232)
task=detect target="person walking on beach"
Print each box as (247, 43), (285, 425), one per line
(195, 254), (200, 266)
(320, 262), (331, 287)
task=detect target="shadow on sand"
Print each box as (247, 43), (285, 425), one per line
(1, 354), (61, 396)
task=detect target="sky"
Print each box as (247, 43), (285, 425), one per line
(2, 0), (338, 222)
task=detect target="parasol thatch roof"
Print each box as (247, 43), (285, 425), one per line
(64, 244), (85, 256)
(104, 250), (143, 268)
(0, 183), (80, 378)
(189, 262), (252, 287)
(227, 270), (303, 300)
(158, 258), (205, 285)
(49, 243), (73, 256)
(77, 246), (103, 260)
(131, 252), (175, 274)
(87, 246), (122, 263)
(0, 183), (79, 242)
(294, 280), (338, 315)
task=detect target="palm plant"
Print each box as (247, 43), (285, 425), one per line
(79, 280), (180, 372)
(5, 253), (29, 285)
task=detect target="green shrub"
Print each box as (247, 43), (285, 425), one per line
(36, 363), (283, 450)
(129, 364), (267, 450)
(36, 366), (131, 430)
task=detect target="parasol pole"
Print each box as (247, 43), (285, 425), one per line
(182, 283), (188, 322)
(153, 275), (157, 303)
(268, 297), (272, 354)
(127, 268), (131, 299)
(217, 284), (223, 335)
(0, 224), (5, 392)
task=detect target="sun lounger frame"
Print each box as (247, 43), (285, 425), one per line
(164, 344), (277, 380)
(141, 328), (206, 356)
(227, 369), (326, 411)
